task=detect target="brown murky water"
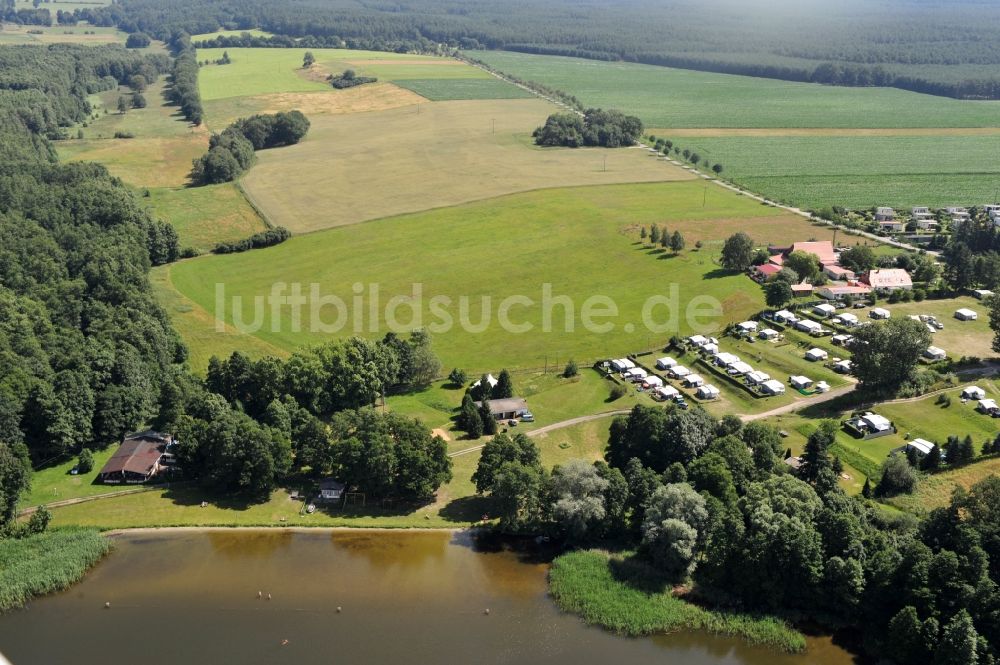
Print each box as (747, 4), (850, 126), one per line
(0, 530), (856, 665)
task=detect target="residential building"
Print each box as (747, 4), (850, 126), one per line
(475, 397), (529, 420)
(97, 431), (172, 485)
(863, 268), (913, 291)
(875, 207), (895, 222)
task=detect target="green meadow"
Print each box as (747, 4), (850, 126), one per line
(467, 51), (1000, 129)
(394, 78), (534, 101)
(163, 181), (841, 373)
(196, 48), (490, 101)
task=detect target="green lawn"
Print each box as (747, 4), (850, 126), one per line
(196, 48), (489, 101)
(23, 448), (119, 507)
(162, 181), (847, 373)
(467, 51), (1000, 129)
(393, 78), (534, 100)
(887, 455), (1000, 513)
(143, 183), (268, 252)
(881, 296), (994, 360)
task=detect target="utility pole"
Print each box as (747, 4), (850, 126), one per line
(603, 155), (607, 172)
(702, 183), (707, 207)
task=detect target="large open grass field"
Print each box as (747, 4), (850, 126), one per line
(240, 98), (695, 233)
(144, 183), (268, 252)
(881, 296), (995, 359)
(467, 50), (1000, 209)
(0, 23), (124, 45)
(162, 180), (854, 373)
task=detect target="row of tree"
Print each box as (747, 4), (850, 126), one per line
(190, 110), (310, 185)
(166, 33), (203, 125)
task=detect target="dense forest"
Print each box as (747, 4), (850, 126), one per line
(66, 0), (1000, 98)
(472, 406), (1000, 664)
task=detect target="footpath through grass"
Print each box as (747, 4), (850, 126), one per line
(0, 529), (112, 612)
(548, 550), (805, 653)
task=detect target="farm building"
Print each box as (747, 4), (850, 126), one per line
(813, 303), (837, 318)
(805, 348), (828, 362)
(318, 478), (346, 501)
(759, 328), (779, 340)
(97, 431), (172, 485)
(845, 412), (895, 439)
(728, 361), (753, 376)
(870, 307), (891, 320)
(790, 241), (837, 265)
(790, 375), (813, 390)
(696, 384), (720, 400)
(816, 284), (871, 300)
(475, 397), (529, 420)
(655, 385), (680, 401)
(760, 379), (785, 396)
(973, 289), (994, 300)
(795, 319), (824, 335)
(669, 365), (692, 378)
(905, 439), (935, 457)
(977, 399), (998, 415)
(683, 374), (705, 388)
(863, 269), (912, 291)
(955, 308), (978, 321)
(924, 346), (946, 361)
(655, 356), (677, 370)
(746, 370), (771, 385)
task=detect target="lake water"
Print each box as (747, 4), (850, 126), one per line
(0, 530), (856, 665)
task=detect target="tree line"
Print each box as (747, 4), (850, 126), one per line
(69, 0), (1000, 99)
(471, 403), (999, 664)
(166, 32), (203, 125)
(191, 110), (310, 185)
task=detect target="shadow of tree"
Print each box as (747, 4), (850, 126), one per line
(607, 553), (672, 594)
(439, 495), (492, 523)
(703, 268), (734, 279)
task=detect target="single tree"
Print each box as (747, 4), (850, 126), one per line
(849, 317), (932, 394)
(303, 51), (315, 68)
(77, 448), (94, 473)
(720, 232), (755, 272)
(563, 359), (578, 378)
(764, 279), (793, 309)
(116, 95), (128, 114)
(669, 230), (685, 253)
(650, 225), (661, 245)
(479, 402), (497, 435)
(448, 367), (467, 388)
(494, 369), (514, 399)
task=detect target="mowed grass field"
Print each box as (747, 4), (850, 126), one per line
(468, 50), (1000, 209)
(0, 23), (124, 45)
(240, 98), (695, 233)
(163, 181), (849, 373)
(394, 78), (534, 101)
(143, 184), (267, 252)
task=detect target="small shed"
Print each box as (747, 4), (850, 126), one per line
(318, 478), (346, 501)
(655, 356), (677, 370)
(962, 386), (986, 400)
(759, 328), (779, 340)
(906, 439), (935, 457)
(696, 384), (720, 400)
(790, 375), (813, 390)
(761, 379), (786, 395)
(870, 307), (891, 320)
(805, 348), (828, 362)
(955, 308), (978, 321)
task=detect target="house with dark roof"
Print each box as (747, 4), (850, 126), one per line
(97, 431), (172, 484)
(474, 397), (529, 421)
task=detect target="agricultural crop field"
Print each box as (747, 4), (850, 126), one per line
(674, 135), (1000, 209)
(239, 98), (695, 233)
(0, 24), (122, 45)
(393, 78), (535, 101)
(467, 50), (1000, 209)
(162, 180), (850, 373)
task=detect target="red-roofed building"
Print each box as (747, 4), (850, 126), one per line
(97, 431), (172, 485)
(790, 241), (837, 265)
(753, 263), (782, 281)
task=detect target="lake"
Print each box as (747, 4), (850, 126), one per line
(0, 530), (856, 665)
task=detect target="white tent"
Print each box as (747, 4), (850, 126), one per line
(924, 346), (946, 361)
(805, 348), (828, 361)
(670, 365), (691, 378)
(655, 385), (680, 400)
(746, 370), (770, 385)
(759, 328), (779, 340)
(813, 303), (837, 317)
(701, 342), (719, 355)
(906, 439), (935, 456)
(839, 313), (859, 326)
(688, 334), (708, 347)
(955, 308), (978, 321)
(655, 357), (677, 370)
(795, 320), (823, 334)
(790, 375), (813, 390)
(714, 352), (740, 367)
(834, 359), (853, 373)
(728, 361), (754, 375)
(977, 398), (998, 414)
(761, 379), (785, 395)
(625, 368), (648, 381)
(737, 321), (758, 332)
(962, 386), (986, 400)
(644, 375), (665, 388)
(683, 374), (705, 387)
(870, 307), (891, 319)
(696, 384), (720, 400)
(774, 309), (798, 323)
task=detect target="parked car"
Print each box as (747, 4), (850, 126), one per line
(519, 411), (535, 422)
(508, 419), (518, 427)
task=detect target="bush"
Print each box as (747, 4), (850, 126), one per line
(113, 131), (135, 139)
(212, 226), (292, 254)
(609, 382), (628, 400)
(533, 107), (642, 148)
(563, 359), (579, 378)
(448, 367), (467, 387)
(77, 449), (94, 473)
(125, 32), (151, 48)
(329, 70), (377, 88)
